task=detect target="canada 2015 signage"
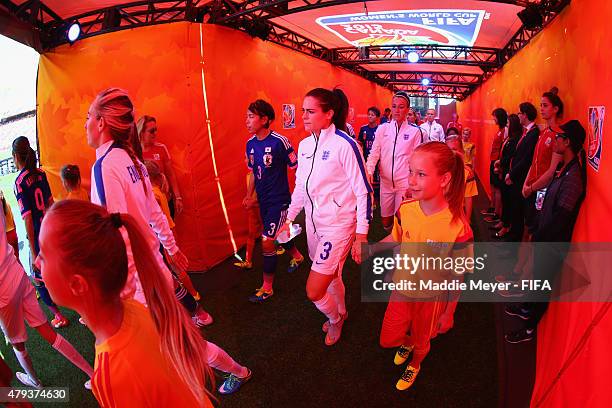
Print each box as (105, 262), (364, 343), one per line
(316, 9), (488, 47)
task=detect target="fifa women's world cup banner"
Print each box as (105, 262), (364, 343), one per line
(316, 9), (488, 47)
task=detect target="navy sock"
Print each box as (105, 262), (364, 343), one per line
(263, 252), (278, 275)
(279, 240), (296, 251)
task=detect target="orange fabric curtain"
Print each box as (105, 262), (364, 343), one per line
(37, 22), (392, 271)
(458, 0), (612, 406)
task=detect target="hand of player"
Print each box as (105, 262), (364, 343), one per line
(175, 197), (184, 214)
(351, 234), (368, 264)
(242, 196), (253, 209)
(504, 174), (512, 185)
(168, 249), (189, 273)
(522, 184), (530, 198)
(367, 172), (374, 187)
(277, 220), (291, 237)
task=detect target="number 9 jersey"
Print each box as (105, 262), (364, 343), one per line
(14, 168), (53, 253)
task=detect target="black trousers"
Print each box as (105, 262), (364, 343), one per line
(522, 242), (569, 330)
(500, 180), (513, 227)
(506, 183), (526, 241)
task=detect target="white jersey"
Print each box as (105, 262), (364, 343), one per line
(420, 120), (445, 142)
(91, 140), (175, 301)
(0, 209), (25, 308)
(287, 124), (372, 236)
(366, 120), (427, 191)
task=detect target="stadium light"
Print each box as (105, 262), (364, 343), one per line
(67, 22), (81, 43)
(407, 51), (420, 63)
(421, 78), (430, 86)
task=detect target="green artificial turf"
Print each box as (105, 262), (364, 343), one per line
(0, 175), (498, 407)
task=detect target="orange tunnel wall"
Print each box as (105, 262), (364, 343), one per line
(457, 0), (612, 406)
(37, 22), (393, 271)
(457, 0), (611, 244)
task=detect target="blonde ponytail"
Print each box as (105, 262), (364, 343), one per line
(122, 215), (214, 405)
(446, 151), (467, 224)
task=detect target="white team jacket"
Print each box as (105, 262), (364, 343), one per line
(91, 140), (176, 300)
(287, 124), (372, 235)
(366, 120), (428, 191)
(420, 120), (445, 142)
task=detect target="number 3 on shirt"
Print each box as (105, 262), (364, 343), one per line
(257, 166), (263, 180)
(320, 241), (332, 260)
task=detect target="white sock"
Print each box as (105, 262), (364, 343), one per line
(52, 334), (94, 377)
(327, 277), (346, 316)
(14, 348), (40, 385)
(206, 341), (248, 378)
(313, 293), (340, 324)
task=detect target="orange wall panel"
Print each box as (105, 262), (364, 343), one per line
(457, 0), (612, 244)
(37, 22), (392, 271)
(457, 1), (612, 406)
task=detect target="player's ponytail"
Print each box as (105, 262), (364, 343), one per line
(44, 200), (213, 406)
(447, 150), (467, 224)
(331, 88), (349, 133)
(12, 136), (38, 171)
(121, 213), (213, 405)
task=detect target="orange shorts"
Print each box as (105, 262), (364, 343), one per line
(379, 292), (446, 357)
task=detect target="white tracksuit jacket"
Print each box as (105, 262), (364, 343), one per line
(366, 120), (428, 191)
(91, 140), (176, 301)
(287, 124), (372, 237)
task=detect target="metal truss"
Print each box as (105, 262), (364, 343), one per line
(331, 45), (500, 69)
(497, 0), (570, 66)
(373, 71), (482, 86)
(12, 0), (210, 50)
(391, 84), (474, 101)
(0, 0), (61, 26)
(1, 0), (571, 98)
(230, 18), (331, 58)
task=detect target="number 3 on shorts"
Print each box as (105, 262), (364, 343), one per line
(320, 241), (332, 260)
(267, 222), (276, 237)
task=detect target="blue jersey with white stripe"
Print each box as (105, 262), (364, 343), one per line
(246, 131), (297, 207)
